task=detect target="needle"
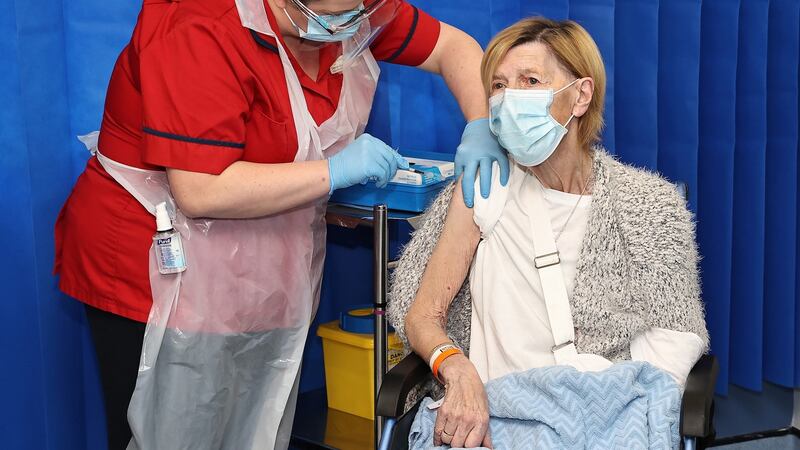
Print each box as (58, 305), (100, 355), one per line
(394, 148), (424, 175)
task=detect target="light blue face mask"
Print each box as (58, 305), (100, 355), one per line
(284, 5), (363, 42)
(489, 79), (579, 167)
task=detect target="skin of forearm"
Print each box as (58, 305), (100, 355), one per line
(419, 22), (488, 122)
(405, 187), (480, 365)
(167, 159), (331, 219)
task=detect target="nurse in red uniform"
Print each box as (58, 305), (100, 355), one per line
(55, 0), (507, 449)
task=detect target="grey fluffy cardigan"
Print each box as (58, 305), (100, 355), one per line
(387, 148), (709, 402)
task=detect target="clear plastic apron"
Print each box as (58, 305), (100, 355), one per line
(79, 1), (379, 447)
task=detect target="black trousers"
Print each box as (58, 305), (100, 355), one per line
(85, 304), (146, 450)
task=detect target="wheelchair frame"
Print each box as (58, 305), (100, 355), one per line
(373, 181), (718, 449)
(376, 352), (718, 450)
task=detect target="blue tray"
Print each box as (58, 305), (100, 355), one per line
(330, 149), (454, 213)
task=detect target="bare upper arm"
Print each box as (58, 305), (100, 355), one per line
(417, 22), (465, 74)
(409, 180), (481, 323)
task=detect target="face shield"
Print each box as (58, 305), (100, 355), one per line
(286, 0), (402, 71)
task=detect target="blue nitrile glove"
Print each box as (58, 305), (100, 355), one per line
(328, 134), (410, 194)
(455, 118), (510, 208)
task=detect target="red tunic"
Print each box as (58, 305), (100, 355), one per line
(55, 0), (440, 322)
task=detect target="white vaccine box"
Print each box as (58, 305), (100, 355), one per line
(390, 157), (455, 186)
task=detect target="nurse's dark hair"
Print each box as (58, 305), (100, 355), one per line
(481, 17), (607, 148)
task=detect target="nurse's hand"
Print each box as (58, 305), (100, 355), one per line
(455, 118), (510, 208)
(434, 354), (493, 449)
(328, 134), (409, 194)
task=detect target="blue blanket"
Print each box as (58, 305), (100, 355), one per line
(409, 362), (681, 449)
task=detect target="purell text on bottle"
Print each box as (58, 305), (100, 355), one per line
(153, 202), (187, 274)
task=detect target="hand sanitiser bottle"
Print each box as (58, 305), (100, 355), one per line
(154, 202), (186, 274)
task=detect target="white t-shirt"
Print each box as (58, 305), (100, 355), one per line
(468, 163), (704, 387)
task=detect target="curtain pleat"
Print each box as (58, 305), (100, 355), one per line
(729, 0), (770, 391)
(697, 0), (741, 394)
(2, 0), (106, 448)
(656, 0), (702, 209)
(614, 0), (659, 168)
(0, 2), (50, 448)
(763, 0), (800, 388)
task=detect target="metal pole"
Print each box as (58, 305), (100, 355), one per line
(373, 204), (388, 448)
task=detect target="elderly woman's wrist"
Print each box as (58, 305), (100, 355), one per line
(429, 343), (464, 382)
(438, 353), (471, 383)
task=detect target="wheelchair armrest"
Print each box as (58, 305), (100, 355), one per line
(376, 352), (431, 418)
(680, 354), (719, 439)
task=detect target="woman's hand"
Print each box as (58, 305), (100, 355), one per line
(434, 354), (493, 448)
(327, 134), (409, 193)
(455, 118), (510, 208)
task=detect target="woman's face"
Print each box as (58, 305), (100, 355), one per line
(490, 41), (579, 126)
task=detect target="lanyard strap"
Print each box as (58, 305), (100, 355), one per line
(525, 175), (579, 363)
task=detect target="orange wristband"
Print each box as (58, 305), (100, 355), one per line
(432, 347), (462, 382)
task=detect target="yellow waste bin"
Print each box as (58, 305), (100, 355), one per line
(317, 313), (405, 420)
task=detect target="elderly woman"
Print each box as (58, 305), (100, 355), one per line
(388, 17), (709, 448)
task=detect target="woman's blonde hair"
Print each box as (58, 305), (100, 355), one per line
(481, 17), (606, 148)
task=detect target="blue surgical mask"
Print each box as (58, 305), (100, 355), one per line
(489, 79), (579, 166)
(283, 6), (363, 42)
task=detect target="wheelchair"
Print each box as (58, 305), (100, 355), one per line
(376, 182), (718, 450)
(376, 352), (719, 450)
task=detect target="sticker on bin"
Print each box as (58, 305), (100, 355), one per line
(390, 157), (455, 186)
(388, 346), (404, 368)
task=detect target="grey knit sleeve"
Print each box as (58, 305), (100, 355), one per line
(626, 178), (710, 352)
(387, 183), (456, 348)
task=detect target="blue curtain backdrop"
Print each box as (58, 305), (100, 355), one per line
(1, 0), (798, 448)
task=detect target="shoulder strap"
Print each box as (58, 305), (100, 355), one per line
(525, 175), (579, 363)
